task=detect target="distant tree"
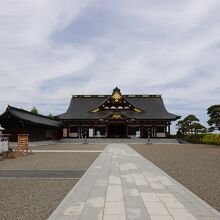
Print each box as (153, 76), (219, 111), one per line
(207, 105), (220, 131)
(176, 114), (206, 135)
(31, 106), (39, 114)
(190, 122), (207, 134)
(184, 114), (199, 134)
(176, 120), (188, 135)
(48, 113), (54, 119)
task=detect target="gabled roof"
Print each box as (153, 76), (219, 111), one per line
(0, 106), (62, 127)
(58, 88), (180, 121)
(90, 87), (143, 113)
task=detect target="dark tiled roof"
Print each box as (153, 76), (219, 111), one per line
(0, 106), (62, 127)
(58, 95), (180, 120)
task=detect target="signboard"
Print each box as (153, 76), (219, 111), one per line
(96, 131), (101, 138)
(0, 140), (8, 152)
(63, 128), (67, 138)
(136, 131), (140, 138)
(157, 133), (166, 137)
(89, 128), (93, 138)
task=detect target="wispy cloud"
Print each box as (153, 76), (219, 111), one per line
(0, 0), (220, 131)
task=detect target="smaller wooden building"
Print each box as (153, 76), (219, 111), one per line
(0, 106), (62, 142)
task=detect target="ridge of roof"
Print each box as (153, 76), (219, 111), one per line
(71, 94), (162, 98)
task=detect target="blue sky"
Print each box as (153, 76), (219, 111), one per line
(0, 0), (220, 133)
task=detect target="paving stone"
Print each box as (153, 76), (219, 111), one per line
(80, 207), (103, 220)
(53, 215), (80, 220)
(103, 215), (126, 220)
(168, 208), (197, 220)
(140, 192), (160, 202)
(104, 201), (125, 215)
(62, 202), (85, 216)
(150, 216), (174, 220)
(123, 188), (139, 197)
(143, 201), (170, 215)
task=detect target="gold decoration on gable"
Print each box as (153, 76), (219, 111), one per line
(91, 108), (99, 112)
(134, 108), (142, 112)
(110, 114), (123, 120)
(112, 91), (122, 102)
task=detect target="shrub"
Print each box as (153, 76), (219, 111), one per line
(202, 134), (220, 145)
(183, 134), (206, 144)
(182, 134), (220, 145)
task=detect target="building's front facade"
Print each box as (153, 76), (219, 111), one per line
(58, 87), (180, 138)
(0, 106), (62, 142)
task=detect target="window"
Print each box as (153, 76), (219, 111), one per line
(95, 126), (106, 135)
(128, 126), (139, 135)
(157, 126), (165, 133)
(69, 126), (78, 133)
(46, 130), (53, 138)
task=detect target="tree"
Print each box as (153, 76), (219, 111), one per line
(176, 120), (188, 135)
(176, 114), (206, 135)
(48, 113), (54, 119)
(31, 106), (39, 114)
(189, 122), (206, 134)
(184, 114), (199, 134)
(207, 105), (220, 131)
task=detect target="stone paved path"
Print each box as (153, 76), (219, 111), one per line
(48, 144), (220, 220)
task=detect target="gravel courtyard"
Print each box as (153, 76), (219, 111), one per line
(130, 143), (220, 212)
(30, 143), (106, 151)
(0, 152), (101, 170)
(0, 144), (104, 220)
(0, 178), (77, 220)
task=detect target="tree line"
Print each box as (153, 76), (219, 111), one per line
(30, 106), (54, 119)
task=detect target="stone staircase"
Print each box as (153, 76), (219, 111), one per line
(58, 138), (179, 144)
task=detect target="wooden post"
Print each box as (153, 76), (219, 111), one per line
(106, 122), (108, 138)
(140, 123), (143, 138)
(125, 122), (128, 138)
(168, 122), (171, 136)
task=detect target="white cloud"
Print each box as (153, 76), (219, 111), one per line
(0, 0), (96, 107)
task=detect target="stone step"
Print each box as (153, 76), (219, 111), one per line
(59, 138), (179, 144)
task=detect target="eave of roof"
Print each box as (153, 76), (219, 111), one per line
(57, 96), (181, 121)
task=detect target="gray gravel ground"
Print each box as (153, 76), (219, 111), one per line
(0, 152), (100, 170)
(0, 144), (102, 219)
(130, 143), (220, 212)
(0, 170), (85, 178)
(30, 143), (106, 150)
(0, 178), (77, 220)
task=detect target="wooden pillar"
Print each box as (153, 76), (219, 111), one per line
(67, 121), (69, 138)
(125, 121), (128, 138)
(168, 122), (171, 136)
(140, 122), (143, 138)
(164, 122), (167, 137)
(154, 123), (157, 138)
(106, 122), (108, 138)
(79, 124), (82, 139)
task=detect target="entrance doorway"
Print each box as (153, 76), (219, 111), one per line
(142, 126), (153, 138)
(108, 123), (126, 138)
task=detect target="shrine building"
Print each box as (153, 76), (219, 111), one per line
(58, 87), (180, 138)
